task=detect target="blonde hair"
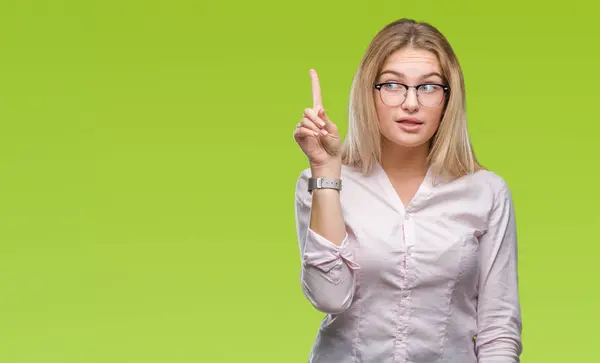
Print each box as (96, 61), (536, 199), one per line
(341, 18), (484, 181)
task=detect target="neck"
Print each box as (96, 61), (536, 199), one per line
(379, 139), (430, 178)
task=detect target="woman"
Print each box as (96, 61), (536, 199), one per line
(292, 18), (523, 363)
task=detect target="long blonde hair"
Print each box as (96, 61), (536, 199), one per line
(341, 18), (484, 180)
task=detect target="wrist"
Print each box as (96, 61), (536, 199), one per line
(310, 161), (342, 179)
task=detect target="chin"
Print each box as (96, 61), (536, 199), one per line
(383, 131), (432, 149)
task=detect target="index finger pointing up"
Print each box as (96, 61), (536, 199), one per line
(310, 69), (322, 110)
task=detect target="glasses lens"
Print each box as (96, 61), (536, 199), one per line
(380, 84), (406, 107)
(417, 85), (444, 107)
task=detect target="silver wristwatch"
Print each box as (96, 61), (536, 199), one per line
(308, 177), (342, 193)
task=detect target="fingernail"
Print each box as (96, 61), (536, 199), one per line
(320, 129), (328, 135)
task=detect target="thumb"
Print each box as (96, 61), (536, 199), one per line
(317, 107), (329, 122)
(318, 108), (337, 134)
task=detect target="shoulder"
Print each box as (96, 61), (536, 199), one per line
(436, 168), (514, 213)
(461, 169), (515, 215)
(437, 168), (511, 199)
(465, 169), (511, 196)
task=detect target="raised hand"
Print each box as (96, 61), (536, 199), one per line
(293, 69), (342, 169)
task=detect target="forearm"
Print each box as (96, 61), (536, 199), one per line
(309, 163), (346, 246)
(294, 165), (360, 314)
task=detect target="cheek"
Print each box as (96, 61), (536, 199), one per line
(374, 99), (391, 126)
(425, 107), (444, 131)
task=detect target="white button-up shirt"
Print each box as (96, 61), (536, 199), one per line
(294, 162), (523, 363)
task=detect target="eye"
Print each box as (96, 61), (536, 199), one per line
(419, 84), (441, 93)
(382, 82), (405, 92)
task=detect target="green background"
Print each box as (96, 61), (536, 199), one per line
(0, 0), (598, 362)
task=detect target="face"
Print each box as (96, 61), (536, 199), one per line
(373, 47), (447, 150)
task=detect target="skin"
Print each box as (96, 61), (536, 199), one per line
(293, 69), (345, 246)
(373, 47), (448, 207)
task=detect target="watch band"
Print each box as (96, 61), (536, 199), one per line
(308, 177), (342, 193)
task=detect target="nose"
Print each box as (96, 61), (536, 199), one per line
(401, 87), (419, 113)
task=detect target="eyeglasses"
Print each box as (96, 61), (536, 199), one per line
(374, 82), (450, 108)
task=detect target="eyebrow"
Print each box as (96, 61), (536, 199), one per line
(379, 70), (445, 81)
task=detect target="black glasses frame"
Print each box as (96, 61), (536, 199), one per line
(373, 82), (450, 107)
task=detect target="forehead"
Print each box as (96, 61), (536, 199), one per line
(380, 48), (442, 78)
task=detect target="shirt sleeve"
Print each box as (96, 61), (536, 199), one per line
(294, 169), (360, 315)
(475, 181), (524, 363)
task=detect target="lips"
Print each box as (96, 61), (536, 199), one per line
(396, 117), (423, 125)
(395, 117), (424, 132)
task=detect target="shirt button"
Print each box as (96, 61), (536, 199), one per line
(405, 213), (411, 220)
